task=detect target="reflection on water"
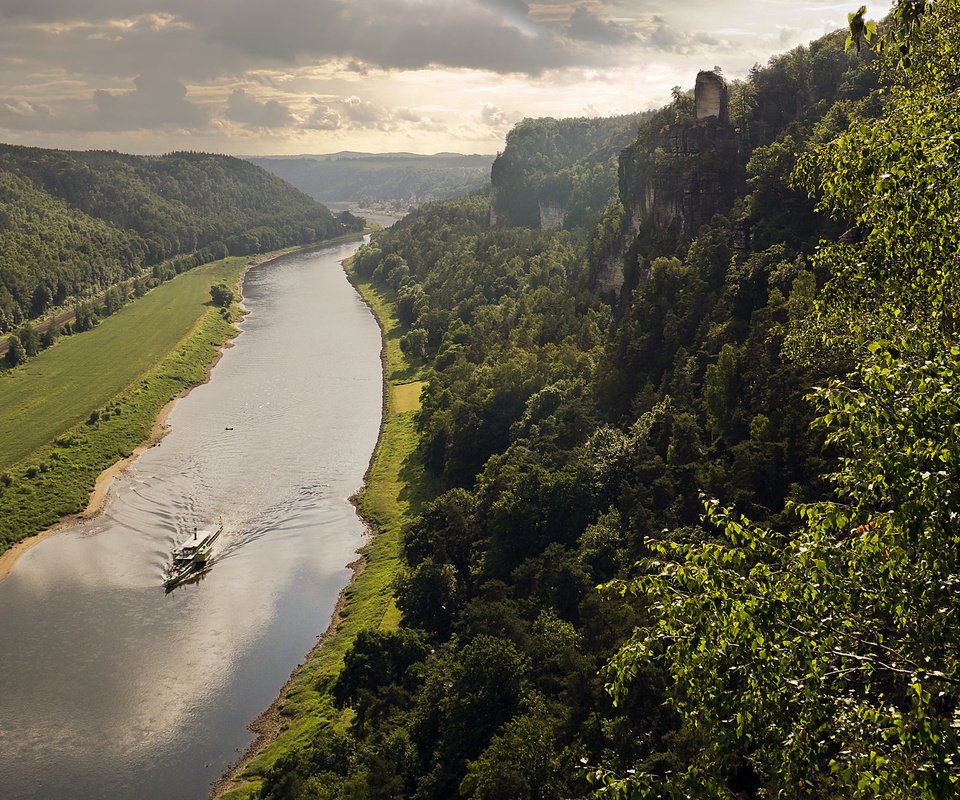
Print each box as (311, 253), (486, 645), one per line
(0, 241), (382, 800)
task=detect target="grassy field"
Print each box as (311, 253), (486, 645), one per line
(0, 255), (259, 550)
(0, 256), (249, 470)
(218, 262), (428, 799)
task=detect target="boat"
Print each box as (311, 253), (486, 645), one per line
(163, 522), (223, 589)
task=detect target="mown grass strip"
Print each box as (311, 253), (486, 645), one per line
(217, 262), (427, 800)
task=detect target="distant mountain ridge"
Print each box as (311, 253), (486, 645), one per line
(247, 152), (494, 213)
(257, 151), (493, 162)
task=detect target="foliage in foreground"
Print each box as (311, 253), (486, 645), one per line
(604, 3), (960, 797)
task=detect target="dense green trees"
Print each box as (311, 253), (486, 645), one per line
(603, 3), (960, 798)
(491, 115), (649, 228)
(258, 5), (959, 799)
(0, 146), (362, 333)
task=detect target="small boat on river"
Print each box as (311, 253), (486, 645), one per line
(163, 522), (223, 589)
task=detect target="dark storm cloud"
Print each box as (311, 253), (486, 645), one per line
(194, 0), (597, 74)
(0, 1), (629, 79)
(0, 0), (744, 140)
(224, 89), (294, 128)
(478, 0), (530, 14)
(0, 0), (155, 21)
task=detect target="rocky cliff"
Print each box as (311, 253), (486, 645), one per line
(599, 71), (742, 296)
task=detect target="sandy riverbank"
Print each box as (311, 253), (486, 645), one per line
(0, 245), (309, 584)
(0, 394), (179, 582)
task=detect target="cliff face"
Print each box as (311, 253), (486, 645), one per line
(488, 114), (647, 230)
(606, 71), (742, 295)
(619, 118), (739, 242)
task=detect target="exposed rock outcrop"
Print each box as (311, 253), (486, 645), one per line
(603, 70), (741, 295)
(695, 70), (729, 122)
(537, 201), (566, 230)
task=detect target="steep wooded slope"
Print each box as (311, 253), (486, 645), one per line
(0, 145), (358, 330)
(238, 8), (960, 800)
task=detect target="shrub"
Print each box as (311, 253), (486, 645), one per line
(210, 282), (235, 308)
(5, 336), (26, 367)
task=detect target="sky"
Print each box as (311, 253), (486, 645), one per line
(0, 0), (856, 156)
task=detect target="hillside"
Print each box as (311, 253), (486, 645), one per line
(247, 153), (493, 213)
(0, 170), (143, 330)
(489, 112), (650, 229)
(0, 145), (361, 331)
(243, 6), (960, 800)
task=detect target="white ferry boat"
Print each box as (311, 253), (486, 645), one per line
(163, 522), (223, 589)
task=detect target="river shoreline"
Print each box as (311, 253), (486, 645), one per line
(210, 251), (388, 799)
(0, 243), (328, 585)
(212, 254), (424, 800)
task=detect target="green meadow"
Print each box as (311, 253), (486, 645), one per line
(0, 256), (249, 469)
(0, 256), (250, 549)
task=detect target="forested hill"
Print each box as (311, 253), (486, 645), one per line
(489, 112), (648, 228)
(0, 145), (360, 330)
(255, 3), (960, 799)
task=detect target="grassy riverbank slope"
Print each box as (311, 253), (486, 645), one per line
(0, 254), (252, 551)
(216, 261), (426, 800)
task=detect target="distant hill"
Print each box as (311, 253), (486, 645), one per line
(0, 144), (359, 330)
(247, 152), (494, 213)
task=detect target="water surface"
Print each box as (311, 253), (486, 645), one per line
(0, 240), (382, 799)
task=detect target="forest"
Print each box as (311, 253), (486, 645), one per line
(258, 3), (960, 799)
(0, 146), (362, 332)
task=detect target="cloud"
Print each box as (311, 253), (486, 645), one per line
(304, 100), (342, 131)
(93, 73), (207, 130)
(0, 98), (56, 131)
(338, 95), (388, 127)
(479, 102), (522, 129)
(0, 73), (208, 132)
(301, 94), (451, 136)
(0, 1), (613, 79)
(196, 0), (599, 75)
(224, 88), (293, 128)
(637, 15), (723, 53)
(566, 8), (636, 44)
(0, 0), (851, 152)
(303, 95), (393, 131)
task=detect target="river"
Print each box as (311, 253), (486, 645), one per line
(0, 239), (383, 799)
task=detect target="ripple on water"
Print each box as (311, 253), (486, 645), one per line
(0, 240), (383, 800)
